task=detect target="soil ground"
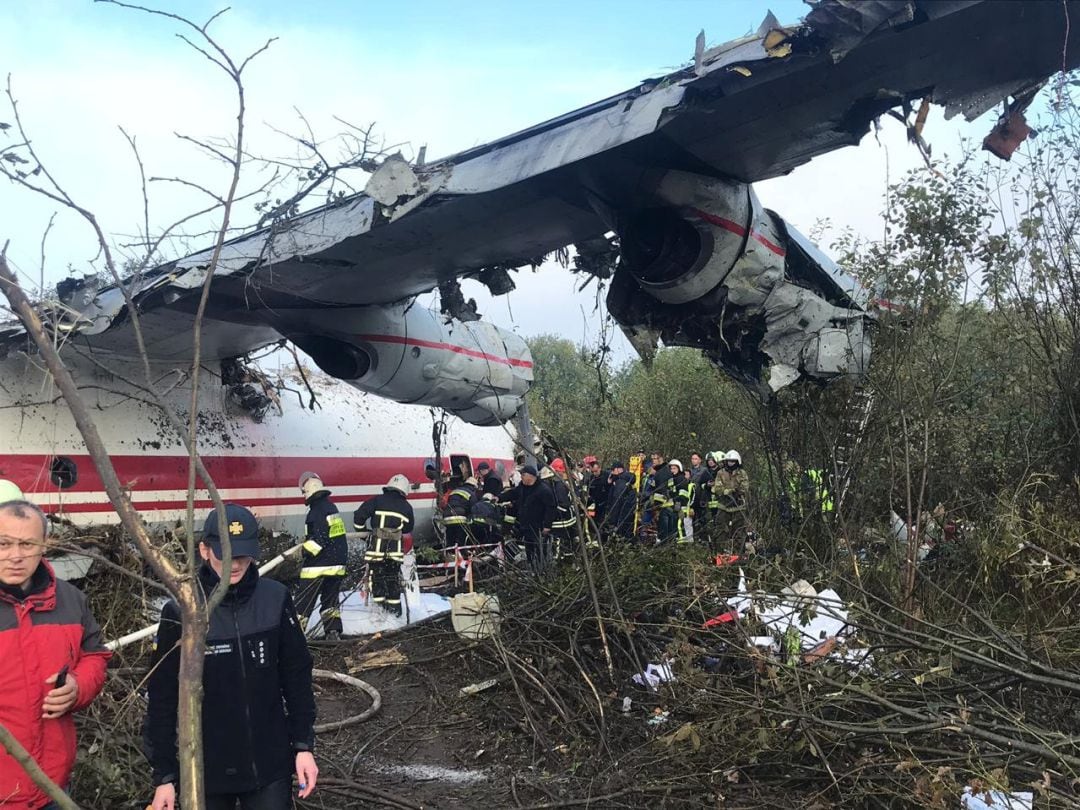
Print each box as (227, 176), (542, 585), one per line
(299, 619), (536, 810)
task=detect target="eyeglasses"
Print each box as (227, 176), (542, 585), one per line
(0, 537), (45, 558)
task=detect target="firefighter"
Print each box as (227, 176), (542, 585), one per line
(690, 451), (714, 544)
(442, 476), (478, 549)
(805, 468), (835, 516)
(712, 450), (750, 549)
(470, 492), (503, 545)
(541, 465), (577, 560)
(353, 474), (414, 618)
(783, 461), (834, 524)
(670, 459), (693, 544)
(296, 472), (348, 640)
(647, 452), (676, 542)
(498, 471), (522, 559)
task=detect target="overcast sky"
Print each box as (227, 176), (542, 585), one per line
(0, 0), (987, 363)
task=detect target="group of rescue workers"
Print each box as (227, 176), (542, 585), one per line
(434, 450), (754, 572)
(294, 470), (416, 637)
(434, 450), (835, 574)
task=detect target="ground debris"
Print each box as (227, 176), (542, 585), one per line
(346, 646), (409, 672)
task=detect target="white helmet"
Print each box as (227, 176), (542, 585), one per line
(724, 450), (742, 465)
(298, 471), (329, 500)
(465, 476), (478, 487)
(706, 451), (723, 465)
(0, 479), (25, 503)
(385, 474), (410, 496)
(669, 459), (683, 471)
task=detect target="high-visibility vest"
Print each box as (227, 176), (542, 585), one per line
(805, 469), (834, 513)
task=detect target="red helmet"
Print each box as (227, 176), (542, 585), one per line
(550, 458), (567, 473)
(583, 455), (598, 465)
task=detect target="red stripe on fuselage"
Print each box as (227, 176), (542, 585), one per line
(49, 492), (436, 514)
(356, 334), (533, 369)
(3, 454), (512, 500)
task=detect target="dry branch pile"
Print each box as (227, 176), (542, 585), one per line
(458, 522), (1080, 809)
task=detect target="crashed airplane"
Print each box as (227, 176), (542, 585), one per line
(1, 0), (1078, 525)
(6, 0), (1079, 413)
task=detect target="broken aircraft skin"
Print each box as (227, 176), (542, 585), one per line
(3, 0), (1078, 418)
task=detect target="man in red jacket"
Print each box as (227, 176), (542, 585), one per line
(0, 497), (111, 809)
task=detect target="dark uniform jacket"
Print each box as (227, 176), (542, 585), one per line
(302, 492), (347, 575)
(547, 477), (576, 529)
(517, 482), (557, 536)
(355, 489), (416, 560)
(690, 465), (714, 509)
(354, 489), (415, 534)
(145, 564), (316, 796)
(444, 482), (478, 523)
(480, 474), (503, 498)
(470, 498), (503, 529)
(648, 465), (675, 506)
(498, 484), (520, 530)
(587, 475), (610, 523)
(606, 471), (637, 534)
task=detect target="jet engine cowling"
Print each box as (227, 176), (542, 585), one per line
(609, 170), (872, 393)
(285, 304), (532, 426)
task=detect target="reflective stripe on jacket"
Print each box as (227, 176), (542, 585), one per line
(302, 493), (347, 574)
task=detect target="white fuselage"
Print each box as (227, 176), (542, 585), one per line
(0, 351), (515, 538)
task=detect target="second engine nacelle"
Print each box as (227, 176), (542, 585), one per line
(608, 170), (872, 394)
(283, 304), (533, 426)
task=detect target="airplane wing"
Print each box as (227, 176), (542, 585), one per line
(3, 0), (1077, 422)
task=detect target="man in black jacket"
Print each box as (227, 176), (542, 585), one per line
(354, 475), (415, 618)
(146, 504), (317, 810)
(605, 461), (637, 541)
(689, 451), (715, 545)
(296, 472), (348, 640)
(586, 460), (609, 529)
(647, 453), (676, 542)
(476, 462), (504, 498)
(516, 465), (555, 573)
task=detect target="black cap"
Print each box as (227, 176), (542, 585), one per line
(611, 460), (625, 469)
(203, 504), (260, 559)
(477, 462), (491, 472)
(521, 464), (538, 477)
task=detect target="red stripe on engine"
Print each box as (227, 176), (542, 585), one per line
(357, 334), (533, 369)
(751, 231), (786, 257)
(691, 208), (747, 238)
(690, 208), (786, 258)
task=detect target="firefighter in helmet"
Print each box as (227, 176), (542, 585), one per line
(712, 450), (750, 549)
(354, 475), (414, 618)
(297, 472), (348, 640)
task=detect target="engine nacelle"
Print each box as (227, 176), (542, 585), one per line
(285, 304), (532, 426)
(610, 170), (872, 393)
